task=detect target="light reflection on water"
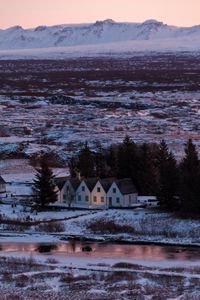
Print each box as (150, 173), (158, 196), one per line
(0, 242), (199, 261)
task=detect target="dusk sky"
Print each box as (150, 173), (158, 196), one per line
(0, 0), (200, 29)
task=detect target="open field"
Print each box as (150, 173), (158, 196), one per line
(0, 53), (200, 161)
(0, 205), (199, 246)
(0, 253), (199, 300)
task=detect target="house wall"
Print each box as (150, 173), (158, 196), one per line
(75, 181), (91, 208)
(107, 182), (124, 207)
(107, 182), (138, 207)
(56, 179), (138, 209)
(56, 182), (67, 203)
(64, 181), (76, 205)
(0, 182), (6, 193)
(90, 181), (108, 209)
(56, 181), (77, 205)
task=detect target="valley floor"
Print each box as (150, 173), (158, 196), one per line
(0, 206), (199, 299)
(0, 205), (199, 246)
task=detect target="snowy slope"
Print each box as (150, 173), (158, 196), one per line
(0, 19), (200, 57)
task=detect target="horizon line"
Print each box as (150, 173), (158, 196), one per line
(1, 18), (199, 31)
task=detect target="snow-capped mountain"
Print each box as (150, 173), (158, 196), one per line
(0, 19), (200, 51)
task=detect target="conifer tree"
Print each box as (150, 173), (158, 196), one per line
(118, 135), (137, 179)
(137, 143), (157, 195)
(94, 141), (106, 178)
(32, 157), (57, 208)
(107, 145), (118, 177)
(157, 140), (179, 209)
(180, 139), (200, 212)
(78, 142), (95, 177)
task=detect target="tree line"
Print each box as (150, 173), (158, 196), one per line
(68, 137), (200, 213)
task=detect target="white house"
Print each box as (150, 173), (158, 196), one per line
(55, 177), (138, 209)
(56, 177), (80, 207)
(107, 178), (138, 208)
(75, 178), (108, 209)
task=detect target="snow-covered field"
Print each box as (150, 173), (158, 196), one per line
(1, 38), (200, 60)
(0, 249), (199, 299)
(1, 55), (200, 160)
(0, 205), (199, 299)
(0, 205), (199, 246)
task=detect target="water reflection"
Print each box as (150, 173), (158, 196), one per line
(0, 242), (199, 261)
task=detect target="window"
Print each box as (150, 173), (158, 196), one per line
(66, 185), (69, 191)
(78, 195), (81, 201)
(116, 197), (120, 204)
(113, 188), (116, 193)
(82, 186), (85, 192)
(93, 196), (97, 202)
(63, 194), (67, 200)
(97, 187), (101, 192)
(101, 196), (104, 203)
(85, 195), (89, 202)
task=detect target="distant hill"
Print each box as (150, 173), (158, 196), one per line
(0, 19), (200, 58)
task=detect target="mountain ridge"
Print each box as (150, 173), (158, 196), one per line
(1, 19), (200, 51)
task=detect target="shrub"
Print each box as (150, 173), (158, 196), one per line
(36, 221), (65, 232)
(87, 219), (135, 234)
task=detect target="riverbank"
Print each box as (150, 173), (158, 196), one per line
(0, 246), (200, 300)
(0, 205), (200, 247)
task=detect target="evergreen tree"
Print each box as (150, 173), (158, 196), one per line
(180, 139), (200, 212)
(107, 145), (118, 177)
(137, 143), (157, 195)
(68, 156), (78, 178)
(157, 140), (179, 209)
(94, 141), (107, 178)
(117, 135), (138, 180)
(32, 157), (57, 208)
(78, 142), (95, 177)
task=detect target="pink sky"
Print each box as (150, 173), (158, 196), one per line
(0, 0), (200, 29)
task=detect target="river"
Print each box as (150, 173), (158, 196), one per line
(0, 241), (200, 261)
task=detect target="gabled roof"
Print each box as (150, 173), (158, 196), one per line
(115, 178), (137, 195)
(0, 176), (6, 184)
(55, 178), (66, 191)
(99, 178), (115, 192)
(83, 178), (99, 192)
(68, 178), (81, 190)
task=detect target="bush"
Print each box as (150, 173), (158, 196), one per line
(36, 221), (65, 232)
(87, 220), (135, 234)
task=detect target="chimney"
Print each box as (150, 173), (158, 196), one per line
(75, 169), (81, 181)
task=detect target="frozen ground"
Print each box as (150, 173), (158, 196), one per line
(0, 55), (200, 160)
(0, 250), (199, 300)
(0, 205), (199, 246)
(0, 206), (199, 299)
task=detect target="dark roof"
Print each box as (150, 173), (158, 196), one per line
(69, 178), (81, 190)
(83, 178), (98, 192)
(0, 176), (6, 184)
(55, 178), (66, 190)
(115, 178), (137, 195)
(99, 178), (115, 192)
